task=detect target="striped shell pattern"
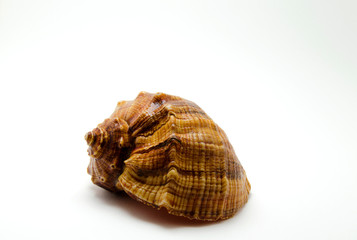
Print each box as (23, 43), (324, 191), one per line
(85, 92), (250, 221)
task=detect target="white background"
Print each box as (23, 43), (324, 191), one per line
(1, 0), (356, 239)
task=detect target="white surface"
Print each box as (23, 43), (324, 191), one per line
(1, 1), (356, 239)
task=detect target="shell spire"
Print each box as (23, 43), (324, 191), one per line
(85, 118), (131, 192)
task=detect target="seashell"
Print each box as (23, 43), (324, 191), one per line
(85, 92), (250, 221)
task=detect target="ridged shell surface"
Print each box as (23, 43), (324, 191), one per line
(85, 92), (250, 221)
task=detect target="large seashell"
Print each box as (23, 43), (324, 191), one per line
(85, 92), (250, 221)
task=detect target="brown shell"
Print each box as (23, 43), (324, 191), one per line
(85, 92), (250, 221)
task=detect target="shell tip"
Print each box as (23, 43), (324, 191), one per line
(85, 131), (94, 145)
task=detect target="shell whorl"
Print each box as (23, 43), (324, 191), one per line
(85, 127), (105, 158)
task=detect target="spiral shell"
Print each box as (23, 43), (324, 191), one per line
(85, 92), (250, 221)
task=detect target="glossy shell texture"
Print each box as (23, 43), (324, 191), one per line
(85, 92), (250, 221)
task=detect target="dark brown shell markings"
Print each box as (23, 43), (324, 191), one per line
(85, 92), (250, 221)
